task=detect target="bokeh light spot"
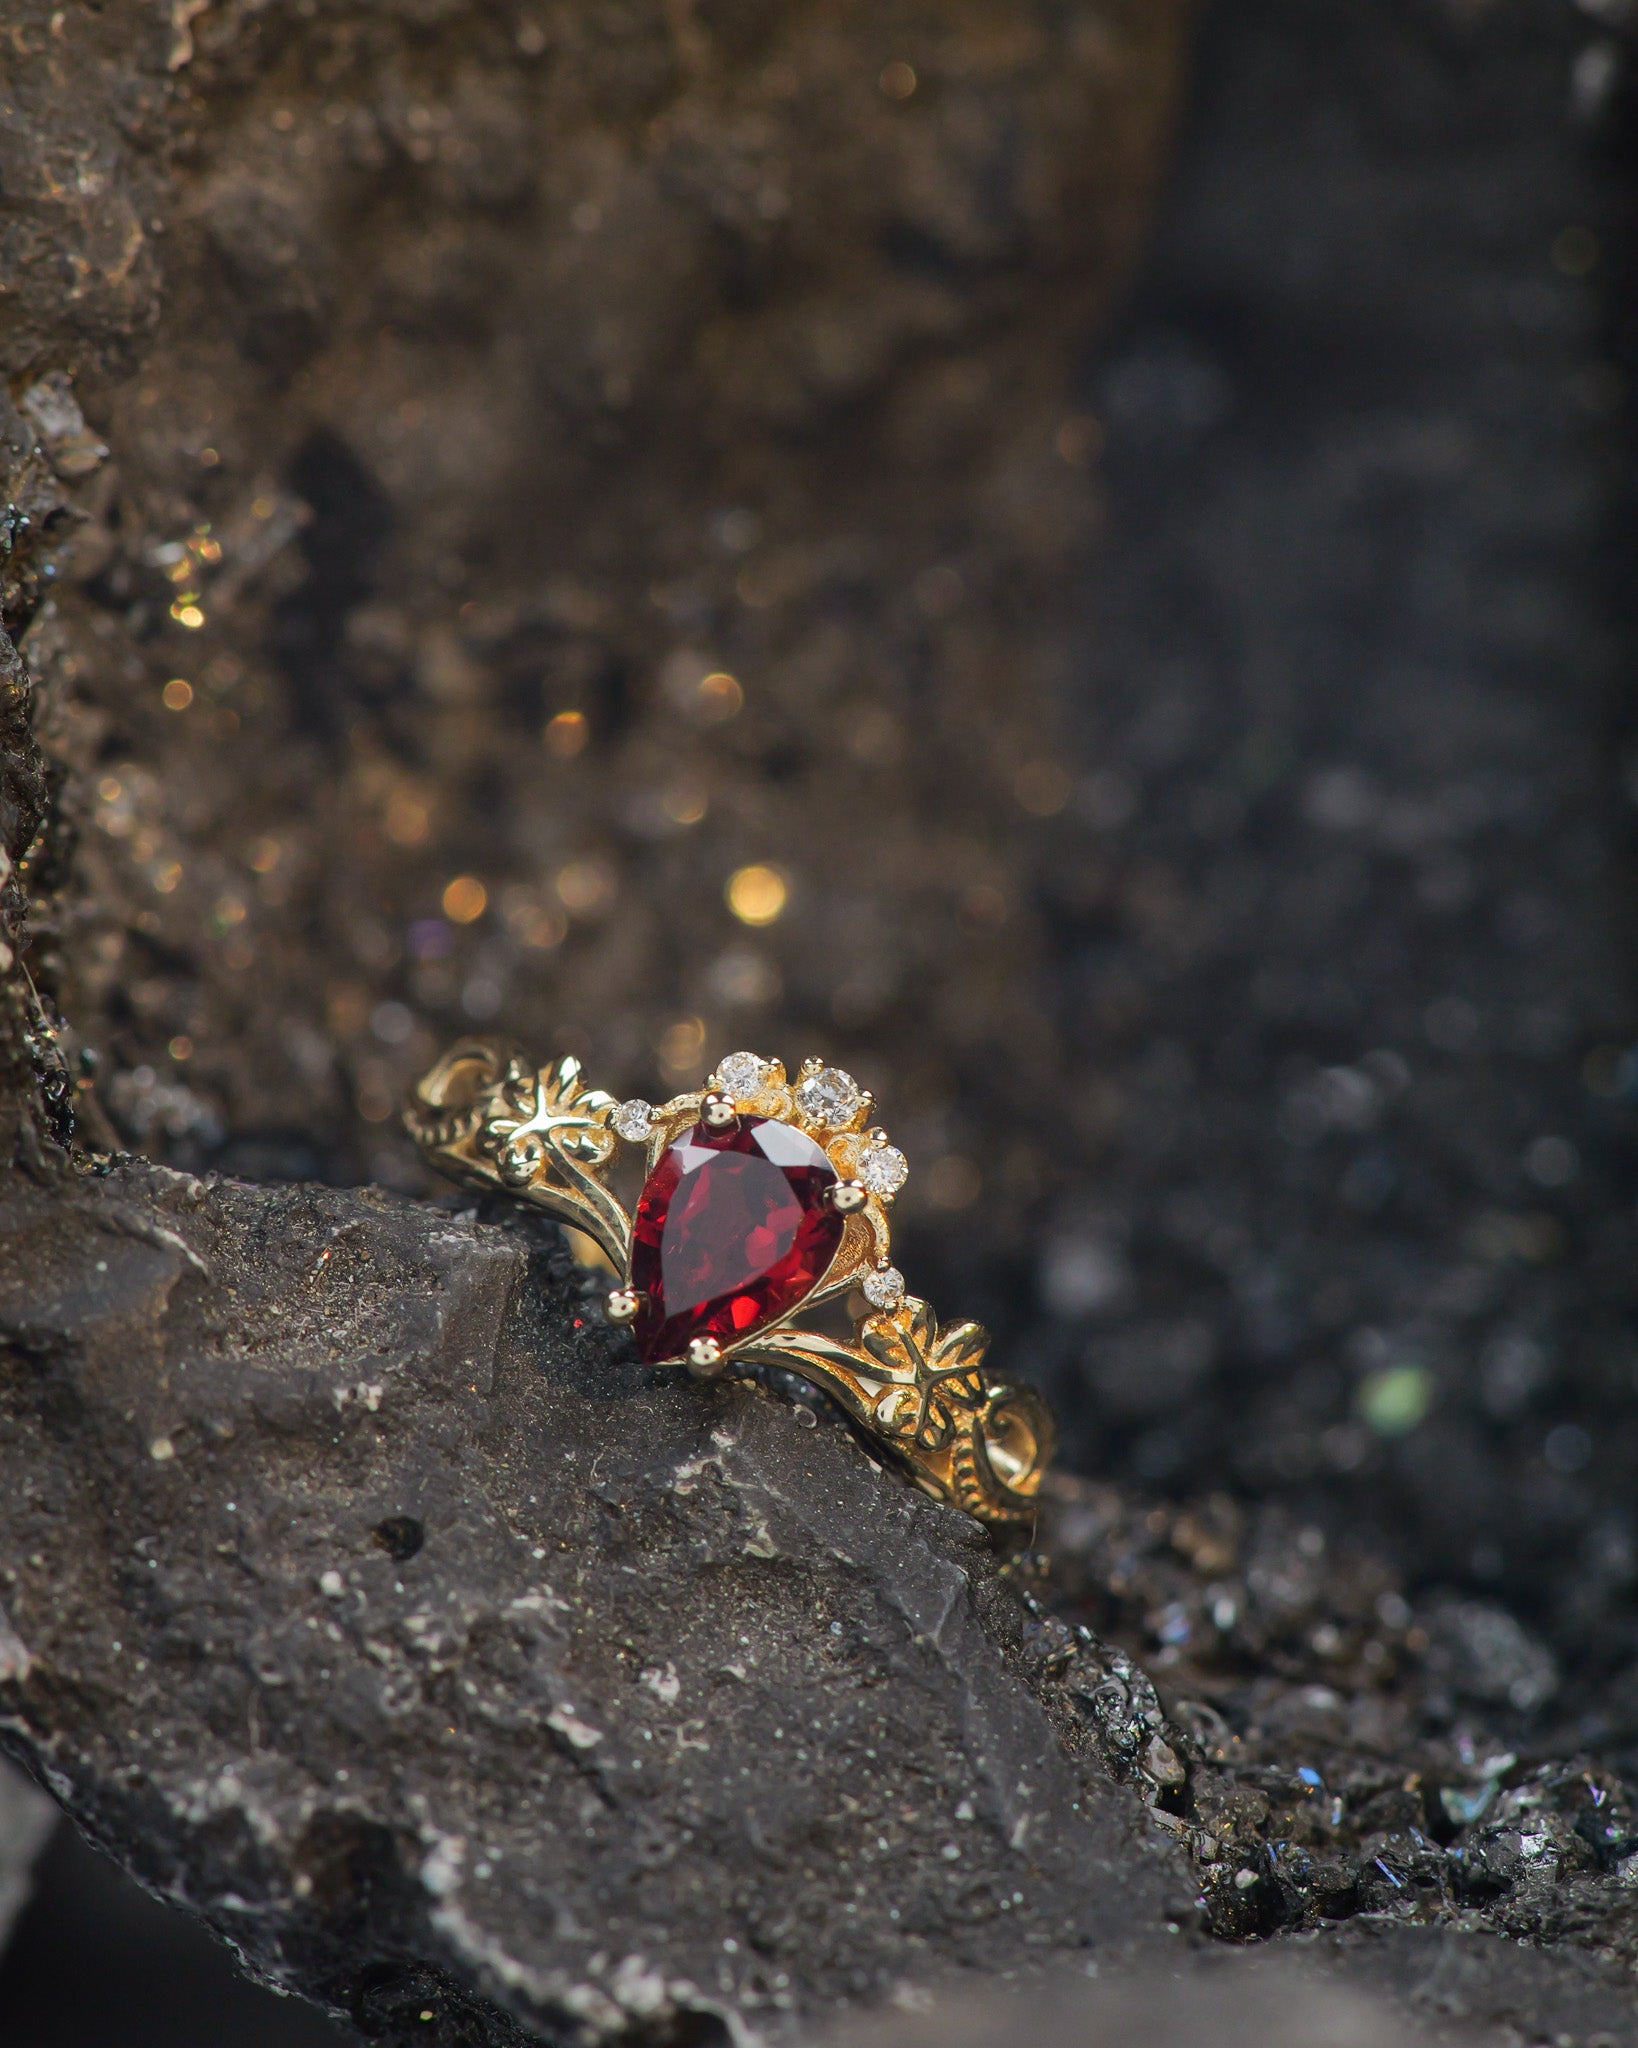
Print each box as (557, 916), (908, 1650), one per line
(545, 709), (589, 758)
(1358, 1365), (1432, 1437)
(556, 858), (616, 918)
(726, 863), (788, 926)
(696, 671), (744, 723)
(385, 792), (431, 846)
(442, 875), (488, 925)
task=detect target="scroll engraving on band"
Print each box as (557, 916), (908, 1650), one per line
(405, 1039), (630, 1269)
(406, 1038), (1052, 1528)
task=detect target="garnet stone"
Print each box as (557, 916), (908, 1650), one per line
(630, 1115), (843, 1364)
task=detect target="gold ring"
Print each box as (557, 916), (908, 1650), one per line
(405, 1040), (1053, 1530)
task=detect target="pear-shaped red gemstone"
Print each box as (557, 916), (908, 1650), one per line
(630, 1115), (843, 1364)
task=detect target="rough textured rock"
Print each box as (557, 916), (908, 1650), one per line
(835, 1962), (1438, 2048)
(4, 1155), (1638, 2045)
(830, 1939), (1638, 2048)
(0, 0), (1190, 1210)
(990, 0), (1638, 1677)
(1036, 1476), (1638, 1963)
(5, 0), (1638, 2040)
(0, 1160), (1191, 2045)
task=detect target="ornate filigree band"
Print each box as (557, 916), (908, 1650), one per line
(405, 1039), (1053, 1530)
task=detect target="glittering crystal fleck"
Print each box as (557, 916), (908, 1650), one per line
(795, 1065), (860, 1127)
(714, 1050), (769, 1101)
(863, 1265), (905, 1310)
(613, 1099), (655, 1142)
(858, 1142), (908, 1196)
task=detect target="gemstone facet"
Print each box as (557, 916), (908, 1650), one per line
(714, 1050), (770, 1101)
(795, 1065), (860, 1128)
(613, 1099), (655, 1143)
(858, 1142), (909, 1196)
(630, 1114), (844, 1364)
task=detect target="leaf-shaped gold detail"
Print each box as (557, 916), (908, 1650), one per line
(405, 1039), (629, 1267)
(740, 1295), (1049, 1526)
(407, 1041), (1052, 1526)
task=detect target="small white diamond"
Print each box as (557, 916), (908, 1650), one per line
(863, 1266), (905, 1310)
(795, 1065), (860, 1127)
(714, 1050), (769, 1101)
(612, 1099), (654, 1142)
(858, 1143), (908, 1196)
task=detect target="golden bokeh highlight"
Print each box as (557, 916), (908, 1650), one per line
(879, 60), (917, 99)
(356, 1064), (396, 1123)
(161, 677), (194, 711)
(695, 671), (744, 723)
(662, 783), (709, 827)
(555, 858), (616, 918)
(499, 885), (568, 951)
(726, 863), (788, 926)
(385, 791), (432, 846)
(442, 874), (489, 924)
(657, 1014), (707, 1082)
(545, 709), (590, 758)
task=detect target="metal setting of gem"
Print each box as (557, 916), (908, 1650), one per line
(405, 1039), (1053, 1529)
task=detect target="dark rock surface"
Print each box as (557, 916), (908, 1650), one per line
(5, 1158), (1638, 2045)
(0, 0), (1189, 1200)
(0, 1816), (348, 2048)
(5, 0), (1638, 2040)
(0, 1160), (1190, 2044)
(831, 1938), (1638, 2048)
(982, 0), (1638, 1676)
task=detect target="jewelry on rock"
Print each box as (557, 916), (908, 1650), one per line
(405, 1039), (1053, 1530)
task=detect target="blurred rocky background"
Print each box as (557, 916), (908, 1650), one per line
(3, 0), (1638, 2039)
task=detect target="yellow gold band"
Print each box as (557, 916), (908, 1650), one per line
(405, 1037), (1053, 1531)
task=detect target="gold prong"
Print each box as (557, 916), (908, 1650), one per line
(605, 1288), (642, 1325)
(686, 1336), (723, 1376)
(799, 1056), (824, 1078)
(827, 1179), (868, 1215)
(701, 1090), (738, 1130)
